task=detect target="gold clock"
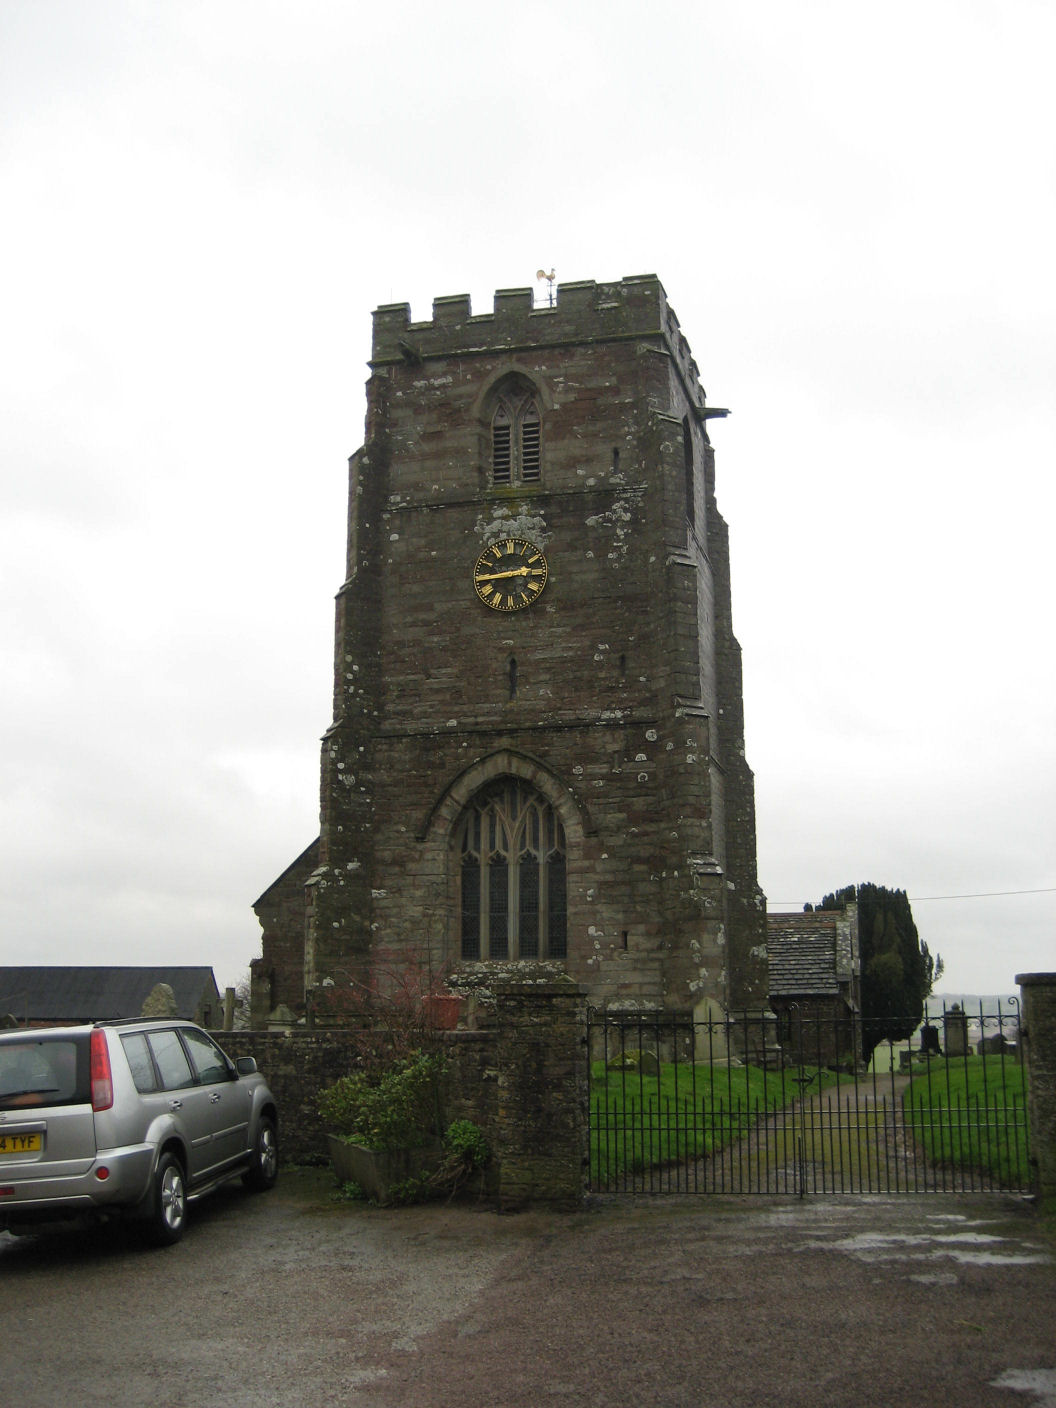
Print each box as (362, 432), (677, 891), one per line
(473, 538), (548, 612)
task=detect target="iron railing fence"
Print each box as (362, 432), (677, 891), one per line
(586, 1000), (1030, 1197)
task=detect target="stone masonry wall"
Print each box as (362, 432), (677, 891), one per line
(212, 1028), (363, 1166)
(214, 970), (588, 1206)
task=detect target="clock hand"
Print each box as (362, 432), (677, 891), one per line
(476, 567), (531, 582)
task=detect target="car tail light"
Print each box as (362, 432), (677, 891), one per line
(90, 1030), (114, 1111)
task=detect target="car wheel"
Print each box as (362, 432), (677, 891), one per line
(243, 1116), (278, 1191)
(146, 1151), (187, 1246)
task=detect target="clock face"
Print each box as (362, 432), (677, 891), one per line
(473, 538), (548, 612)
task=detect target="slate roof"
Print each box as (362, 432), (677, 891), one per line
(253, 837), (320, 909)
(766, 913), (841, 996)
(0, 967), (221, 1023)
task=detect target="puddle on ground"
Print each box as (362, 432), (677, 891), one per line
(925, 1214), (994, 1226)
(819, 1231), (1051, 1268)
(991, 1368), (1056, 1406)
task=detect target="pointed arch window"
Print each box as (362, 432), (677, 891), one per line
(491, 393), (543, 486)
(458, 778), (567, 961)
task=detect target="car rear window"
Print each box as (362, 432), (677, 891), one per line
(0, 1036), (87, 1108)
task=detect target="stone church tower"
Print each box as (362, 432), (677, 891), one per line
(252, 275), (768, 1025)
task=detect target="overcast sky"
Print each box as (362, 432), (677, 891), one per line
(2, 0), (1052, 1000)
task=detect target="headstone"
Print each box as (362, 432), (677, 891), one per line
(266, 1003), (298, 1031)
(140, 983), (177, 1018)
(920, 1023), (941, 1056)
(943, 1004), (970, 1058)
(978, 1031), (1009, 1056)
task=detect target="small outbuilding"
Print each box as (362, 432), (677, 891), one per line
(767, 904), (861, 1068)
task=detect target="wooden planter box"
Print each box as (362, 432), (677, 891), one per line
(327, 1136), (441, 1205)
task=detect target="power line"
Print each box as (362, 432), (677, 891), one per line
(909, 887), (1056, 902)
(769, 886), (1056, 907)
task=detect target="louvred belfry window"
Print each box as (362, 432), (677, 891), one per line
(458, 779), (567, 961)
(519, 401), (541, 481)
(490, 394), (542, 485)
(492, 404), (513, 483)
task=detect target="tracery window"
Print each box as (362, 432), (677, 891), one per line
(458, 778), (567, 961)
(491, 393), (542, 485)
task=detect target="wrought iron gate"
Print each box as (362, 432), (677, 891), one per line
(586, 1002), (1030, 1196)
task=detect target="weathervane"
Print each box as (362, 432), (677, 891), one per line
(536, 268), (556, 307)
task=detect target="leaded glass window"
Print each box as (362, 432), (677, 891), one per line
(457, 779), (567, 961)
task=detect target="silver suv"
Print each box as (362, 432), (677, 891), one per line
(0, 1019), (278, 1245)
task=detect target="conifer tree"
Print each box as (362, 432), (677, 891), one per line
(808, 883), (939, 1063)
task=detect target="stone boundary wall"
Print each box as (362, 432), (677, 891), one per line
(210, 1027), (363, 1166)
(222, 972), (1052, 1208)
(211, 971), (588, 1208)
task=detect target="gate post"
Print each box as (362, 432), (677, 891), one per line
(490, 968), (588, 1210)
(1016, 972), (1056, 1207)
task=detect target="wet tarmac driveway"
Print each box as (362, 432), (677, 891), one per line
(2, 1168), (1054, 1408)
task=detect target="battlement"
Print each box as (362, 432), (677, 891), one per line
(371, 274), (707, 406)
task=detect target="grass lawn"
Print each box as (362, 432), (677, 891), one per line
(590, 1059), (840, 1179)
(902, 1056), (1030, 1190)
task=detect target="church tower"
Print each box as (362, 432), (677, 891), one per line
(253, 276), (768, 1024)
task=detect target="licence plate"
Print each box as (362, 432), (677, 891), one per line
(0, 1133), (42, 1155)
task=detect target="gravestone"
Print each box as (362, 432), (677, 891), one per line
(943, 1005), (969, 1058)
(920, 1023), (941, 1056)
(140, 983), (177, 1018)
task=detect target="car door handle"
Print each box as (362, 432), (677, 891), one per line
(209, 1093), (221, 1103)
(169, 1099), (183, 1110)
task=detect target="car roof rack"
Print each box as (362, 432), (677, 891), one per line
(91, 1016), (193, 1029)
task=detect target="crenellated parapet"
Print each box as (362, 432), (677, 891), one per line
(371, 274), (710, 411)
